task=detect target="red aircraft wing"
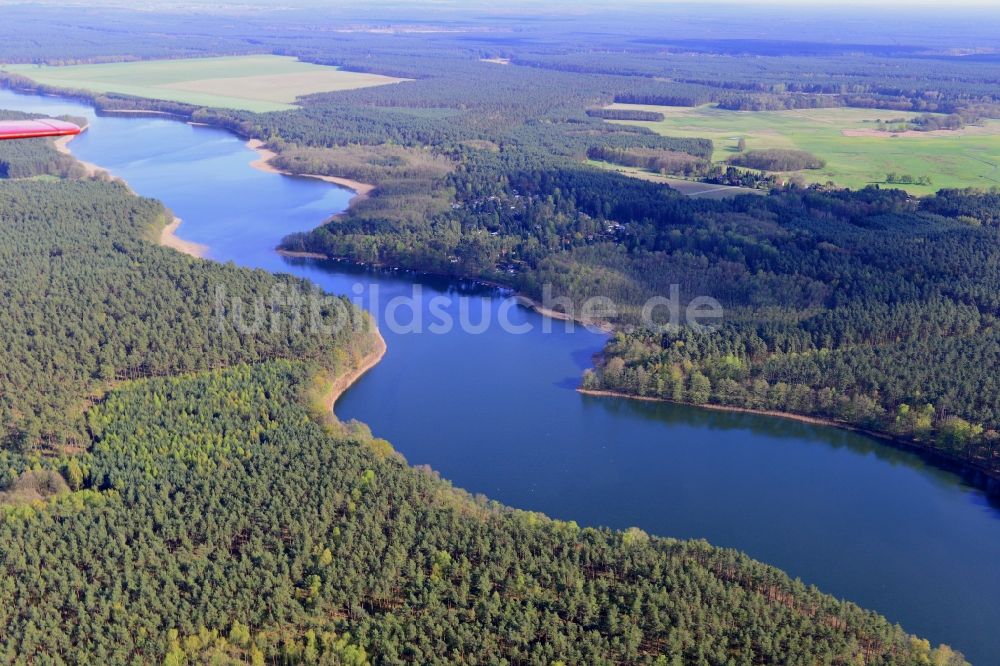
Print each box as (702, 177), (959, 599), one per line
(0, 119), (82, 141)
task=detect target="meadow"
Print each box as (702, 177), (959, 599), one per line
(608, 103), (1000, 193)
(586, 160), (763, 199)
(3, 55), (407, 112)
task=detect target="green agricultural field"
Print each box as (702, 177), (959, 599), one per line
(607, 103), (1000, 193)
(3, 55), (407, 112)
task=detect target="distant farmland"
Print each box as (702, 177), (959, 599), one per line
(607, 103), (1000, 193)
(3, 55), (408, 112)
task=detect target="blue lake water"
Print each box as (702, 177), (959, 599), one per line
(3, 88), (997, 663)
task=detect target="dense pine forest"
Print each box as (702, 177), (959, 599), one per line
(241, 49), (1000, 479)
(2, 358), (963, 665)
(0, 175), (962, 663)
(0, 180), (372, 454)
(284, 145), (1000, 478)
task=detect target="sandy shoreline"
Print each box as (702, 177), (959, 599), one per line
(56, 129), (609, 337)
(244, 141), (617, 332)
(246, 141), (387, 412)
(42, 102), (390, 418)
(271, 247), (616, 332)
(320, 324), (388, 413)
(158, 217), (208, 258)
(577, 387), (1000, 487)
(246, 139), (376, 208)
(53, 129), (105, 178)
(579, 388), (857, 427)
(514, 295), (615, 332)
(278, 249), (331, 260)
(100, 109), (187, 118)
(53, 128), (208, 258)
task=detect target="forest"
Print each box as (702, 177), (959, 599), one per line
(0, 111), (86, 178)
(577, 186), (1000, 478)
(0, 179), (372, 453)
(728, 149), (826, 172)
(587, 145), (711, 179)
(0, 177), (962, 663)
(162, 34), (997, 484)
(282, 146), (1000, 479)
(1, 359), (962, 665)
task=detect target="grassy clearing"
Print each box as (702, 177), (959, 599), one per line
(3, 55), (407, 112)
(587, 160), (762, 199)
(608, 103), (1000, 193)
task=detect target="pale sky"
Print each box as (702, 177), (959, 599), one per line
(622, 0), (997, 4)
